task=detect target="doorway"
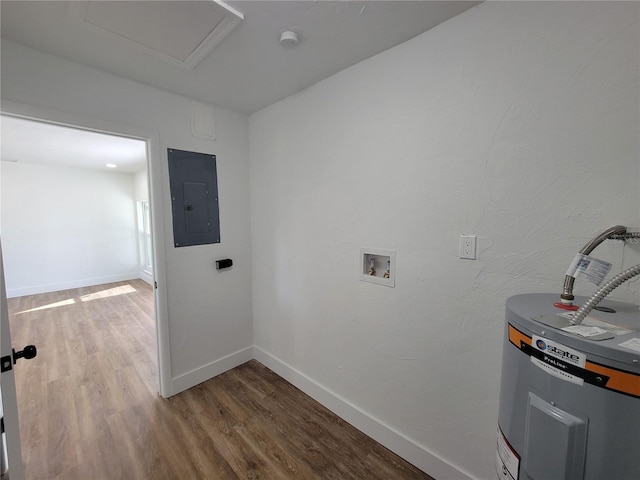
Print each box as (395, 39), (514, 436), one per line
(1, 115), (153, 295)
(0, 107), (171, 476)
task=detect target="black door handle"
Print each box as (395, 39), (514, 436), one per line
(1, 345), (37, 373)
(13, 345), (37, 362)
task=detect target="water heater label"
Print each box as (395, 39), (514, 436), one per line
(496, 426), (519, 480)
(565, 253), (612, 285)
(531, 335), (586, 385)
(619, 337), (640, 353)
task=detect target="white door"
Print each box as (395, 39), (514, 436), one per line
(0, 238), (25, 480)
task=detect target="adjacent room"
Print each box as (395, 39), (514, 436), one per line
(1, 116), (153, 297)
(1, 1), (638, 480)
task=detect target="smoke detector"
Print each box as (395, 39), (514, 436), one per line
(280, 31), (300, 48)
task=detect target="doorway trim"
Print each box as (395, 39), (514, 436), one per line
(1, 100), (172, 398)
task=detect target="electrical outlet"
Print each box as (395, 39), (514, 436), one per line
(459, 235), (476, 260)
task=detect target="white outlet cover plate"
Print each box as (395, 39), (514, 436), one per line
(459, 235), (476, 260)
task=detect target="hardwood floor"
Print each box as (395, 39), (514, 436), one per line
(8, 280), (433, 480)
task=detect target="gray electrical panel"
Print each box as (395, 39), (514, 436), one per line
(168, 148), (220, 247)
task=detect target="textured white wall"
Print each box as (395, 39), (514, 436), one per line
(1, 162), (139, 297)
(250, 2), (639, 478)
(1, 40), (253, 392)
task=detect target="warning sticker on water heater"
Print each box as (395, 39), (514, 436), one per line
(496, 426), (519, 480)
(531, 336), (586, 385)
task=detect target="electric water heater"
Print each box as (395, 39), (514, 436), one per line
(497, 293), (640, 480)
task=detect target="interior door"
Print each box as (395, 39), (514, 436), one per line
(0, 238), (24, 480)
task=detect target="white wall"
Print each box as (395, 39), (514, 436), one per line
(1, 40), (253, 394)
(1, 162), (139, 297)
(250, 2), (639, 479)
(134, 169), (148, 202)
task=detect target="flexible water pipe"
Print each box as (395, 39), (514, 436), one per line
(570, 263), (640, 325)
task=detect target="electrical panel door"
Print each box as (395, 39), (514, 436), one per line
(168, 148), (220, 247)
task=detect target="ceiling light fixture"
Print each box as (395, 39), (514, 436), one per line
(279, 31), (300, 48)
(106, 163), (117, 168)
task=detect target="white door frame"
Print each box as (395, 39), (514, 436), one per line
(0, 100), (172, 398)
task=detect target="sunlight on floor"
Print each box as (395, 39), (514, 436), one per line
(15, 298), (76, 314)
(80, 284), (136, 302)
(15, 284), (137, 314)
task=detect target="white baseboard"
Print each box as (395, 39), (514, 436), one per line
(6, 272), (141, 298)
(139, 270), (153, 286)
(171, 346), (253, 395)
(253, 346), (475, 480)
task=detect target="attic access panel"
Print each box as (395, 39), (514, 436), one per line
(71, 1), (244, 69)
(168, 148), (220, 247)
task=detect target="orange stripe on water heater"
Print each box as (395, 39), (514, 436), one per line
(508, 323), (531, 348)
(586, 360), (640, 398)
(507, 323), (640, 399)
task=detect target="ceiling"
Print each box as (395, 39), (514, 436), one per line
(1, 1), (479, 173)
(1, 115), (148, 173)
(0, 1), (481, 115)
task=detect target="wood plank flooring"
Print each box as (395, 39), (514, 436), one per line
(8, 280), (433, 480)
